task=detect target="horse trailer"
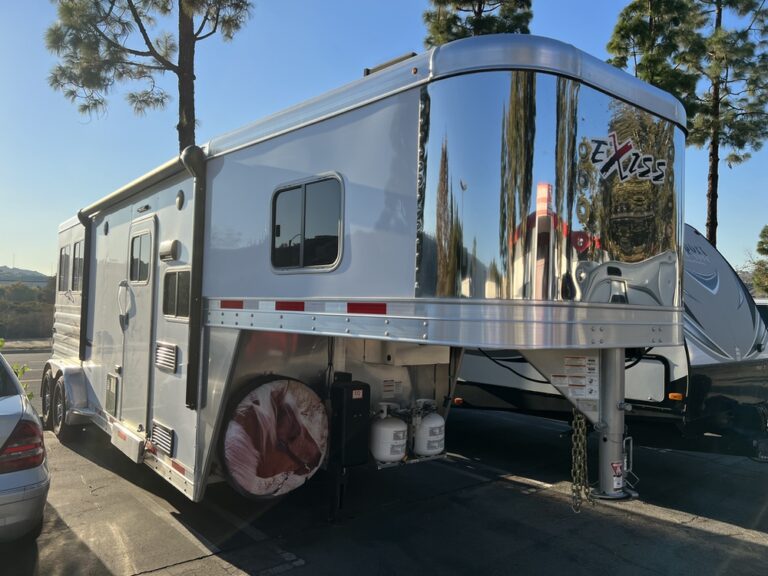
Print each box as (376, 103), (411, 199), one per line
(43, 34), (686, 503)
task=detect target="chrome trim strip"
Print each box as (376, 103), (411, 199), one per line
(205, 299), (683, 350)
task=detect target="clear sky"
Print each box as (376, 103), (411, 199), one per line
(1, 1), (765, 275)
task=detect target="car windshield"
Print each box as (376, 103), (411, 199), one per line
(0, 358), (20, 398)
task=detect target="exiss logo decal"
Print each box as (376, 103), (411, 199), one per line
(589, 132), (667, 184)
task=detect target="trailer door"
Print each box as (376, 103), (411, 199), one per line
(119, 215), (157, 433)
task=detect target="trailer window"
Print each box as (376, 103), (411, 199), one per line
(272, 177), (341, 269)
(58, 246), (70, 292)
(163, 270), (190, 318)
(130, 233), (151, 283)
(71, 241), (84, 292)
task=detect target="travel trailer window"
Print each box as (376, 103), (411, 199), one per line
(130, 233), (151, 283)
(272, 177), (341, 269)
(71, 241), (83, 292)
(163, 269), (191, 318)
(58, 246), (70, 292)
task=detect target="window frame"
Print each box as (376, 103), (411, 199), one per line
(129, 232), (152, 285)
(162, 267), (191, 321)
(58, 246), (70, 293)
(270, 173), (344, 273)
(71, 240), (84, 293)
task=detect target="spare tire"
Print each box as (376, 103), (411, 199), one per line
(220, 377), (328, 498)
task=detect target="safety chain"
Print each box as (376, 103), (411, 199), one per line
(570, 408), (594, 513)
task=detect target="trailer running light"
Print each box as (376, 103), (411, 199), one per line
(0, 419), (45, 474)
(668, 393), (684, 401)
(453, 397), (464, 406)
(171, 460), (186, 475)
(276, 301), (305, 312)
(347, 302), (387, 315)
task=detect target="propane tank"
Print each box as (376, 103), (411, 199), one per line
(413, 399), (445, 457)
(370, 403), (408, 463)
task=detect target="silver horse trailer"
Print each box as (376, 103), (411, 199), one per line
(457, 224), (768, 459)
(43, 34), (685, 504)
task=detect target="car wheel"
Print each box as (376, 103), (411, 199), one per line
(52, 376), (70, 440)
(40, 370), (54, 430)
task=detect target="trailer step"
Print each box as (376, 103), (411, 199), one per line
(110, 421), (145, 463)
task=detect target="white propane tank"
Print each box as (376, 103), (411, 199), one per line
(370, 403), (408, 463)
(413, 399), (445, 457)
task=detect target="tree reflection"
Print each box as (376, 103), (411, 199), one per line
(498, 71), (536, 298)
(435, 138), (464, 297)
(601, 102), (677, 262)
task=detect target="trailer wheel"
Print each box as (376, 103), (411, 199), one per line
(40, 369), (54, 430)
(219, 377), (328, 499)
(52, 376), (71, 440)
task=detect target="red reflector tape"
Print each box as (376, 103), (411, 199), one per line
(220, 300), (244, 310)
(276, 301), (305, 312)
(347, 302), (387, 315)
(172, 460), (186, 475)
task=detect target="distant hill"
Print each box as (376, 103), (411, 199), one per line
(0, 266), (52, 287)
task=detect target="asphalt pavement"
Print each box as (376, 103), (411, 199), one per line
(2, 347), (768, 576)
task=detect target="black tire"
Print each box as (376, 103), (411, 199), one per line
(52, 377), (70, 440)
(39, 370), (54, 430)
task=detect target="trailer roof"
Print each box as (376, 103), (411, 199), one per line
(207, 34), (686, 158)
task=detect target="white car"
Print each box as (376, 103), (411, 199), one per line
(0, 352), (49, 541)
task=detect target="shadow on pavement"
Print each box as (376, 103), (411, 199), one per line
(2, 502), (112, 576)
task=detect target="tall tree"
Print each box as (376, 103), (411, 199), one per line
(46, 0), (252, 152)
(424, 1), (532, 48)
(753, 224), (768, 294)
(607, 0), (768, 246)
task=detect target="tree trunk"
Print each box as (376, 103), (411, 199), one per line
(177, 2), (196, 152)
(706, 1), (722, 246)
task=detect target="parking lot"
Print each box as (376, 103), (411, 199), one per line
(3, 348), (768, 575)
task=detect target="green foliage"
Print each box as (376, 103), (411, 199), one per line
(423, 1), (532, 48)
(0, 339), (32, 398)
(46, 0), (252, 150)
(754, 225), (768, 295)
(757, 224), (768, 256)
(607, 0), (768, 246)
(0, 283), (54, 340)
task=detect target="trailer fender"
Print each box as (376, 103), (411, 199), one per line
(43, 360), (92, 426)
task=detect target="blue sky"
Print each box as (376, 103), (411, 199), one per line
(1, 1), (765, 275)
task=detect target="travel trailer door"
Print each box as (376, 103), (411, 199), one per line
(119, 215), (156, 433)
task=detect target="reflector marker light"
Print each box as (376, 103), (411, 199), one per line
(347, 302), (387, 315)
(220, 300), (244, 310)
(276, 301), (305, 312)
(668, 393), (684, 401)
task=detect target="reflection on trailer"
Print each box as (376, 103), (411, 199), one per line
(457, 224), (768, 460)
(43, 34), (686, 504)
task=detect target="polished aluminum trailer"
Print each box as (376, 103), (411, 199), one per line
(457, 224), (768, 459)
(43, 34), (685, 503)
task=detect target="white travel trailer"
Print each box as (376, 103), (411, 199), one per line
(457, 224), (768, 460)
(43, 34), (686, 503)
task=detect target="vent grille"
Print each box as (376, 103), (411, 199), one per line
(151, 421), (174, 456)
(155, 341), (178, 373)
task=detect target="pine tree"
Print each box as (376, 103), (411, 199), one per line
(423, 1), (532, 48)
(607, 0), (768, 246)
(46, 0), (252, 152)
(754, 224), (768, 294)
